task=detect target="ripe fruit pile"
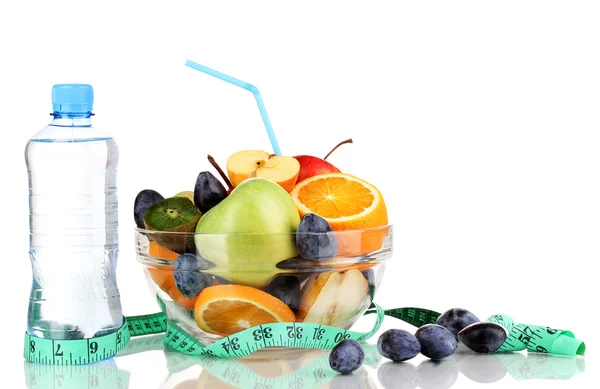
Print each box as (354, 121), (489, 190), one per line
(134, 140), (389, 336)
(329, 307), (509, 376)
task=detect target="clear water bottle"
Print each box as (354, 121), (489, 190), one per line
(26, 84), (123, 340)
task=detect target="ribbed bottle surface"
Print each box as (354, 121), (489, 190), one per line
(26, 126), (122, 340)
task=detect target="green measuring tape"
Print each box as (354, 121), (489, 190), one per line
(487, 314), (586, 356)
(162, 303), (389, 358)
(23, 304), (585, 366)
(166, 346), (585, 388)
(24, 337), (584, 389)
(376, 309), (585, 356)
(23, 313), (166, 365)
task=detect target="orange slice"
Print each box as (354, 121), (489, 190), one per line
(148, 242), (199, 310)
(148, 242), (178, 292)
(194, 285), (295, 336)
(168, 287), (198, 311)
(290, 173), (388, 255)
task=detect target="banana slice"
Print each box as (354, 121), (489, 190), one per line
(297, 269), (368, 326)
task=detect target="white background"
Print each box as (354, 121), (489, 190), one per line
(1, 1), (599, 388)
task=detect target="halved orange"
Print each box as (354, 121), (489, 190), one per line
(290, 173), (388, 255)
(194, 285), (295, 336)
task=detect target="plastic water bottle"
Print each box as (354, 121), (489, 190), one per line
(25, 84), (123, 340)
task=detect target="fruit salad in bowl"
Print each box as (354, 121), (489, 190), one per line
(134, 144), (392, 346)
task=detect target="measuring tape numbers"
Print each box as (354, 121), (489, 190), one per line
(23, 304), (585, 366)
(162, 304), (386, 358)
(23, 313), (165, 365)
(487, 314), (585, 356)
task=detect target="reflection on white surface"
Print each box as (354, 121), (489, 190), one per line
(163, 347), (378, 389)
(161, 343), (585, 389)
(21, 340), (585, 389)
(458, 354), (506, 383)
(377, 346), (585, 389)
(377, 357), (460, 389)
(23, 358), (130, 389)
(494, 352), (586, 381)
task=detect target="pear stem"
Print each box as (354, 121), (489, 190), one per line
(324, 138), (353, 160)
(207, 155), (234, 190)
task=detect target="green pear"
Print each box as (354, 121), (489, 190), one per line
(195, 178), (300, 286)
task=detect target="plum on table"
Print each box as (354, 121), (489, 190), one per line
(458, 322), (507, 353)
(436, 308), (480, 340)
(415, 324), (457, 360)
(377, 329), (421, 362)
(329, 339), (364, 375)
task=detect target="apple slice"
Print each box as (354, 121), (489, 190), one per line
(297, 269), (369, 326)
(227, 150), (300, 192)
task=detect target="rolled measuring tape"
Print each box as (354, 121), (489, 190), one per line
(487, 314), (586, 356)
(377, 308), (585, 356)
(23, 304), (585, 365)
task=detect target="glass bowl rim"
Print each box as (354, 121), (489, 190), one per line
(134, 224), (393, 236)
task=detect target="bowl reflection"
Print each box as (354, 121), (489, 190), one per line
(162, 347), (378, 389)
(161, 342), (585, 389)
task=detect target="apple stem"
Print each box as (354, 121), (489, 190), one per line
(324, 138), (353, 160)
(207, 155), (234, 190)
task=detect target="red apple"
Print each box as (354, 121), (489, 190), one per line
(294, 155), (340, 183)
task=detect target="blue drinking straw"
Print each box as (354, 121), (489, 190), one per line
(185, 60), (282, 156)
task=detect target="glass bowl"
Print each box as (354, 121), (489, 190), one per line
(134, 225), (392, 346)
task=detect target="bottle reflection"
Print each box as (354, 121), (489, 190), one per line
(24, 358), (130, 389)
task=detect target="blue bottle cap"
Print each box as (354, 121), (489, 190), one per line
(52, 84), (94, 113)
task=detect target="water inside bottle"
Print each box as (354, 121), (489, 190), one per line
(26, 136), (122, 339)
